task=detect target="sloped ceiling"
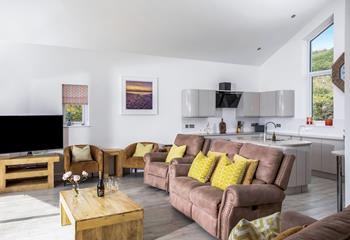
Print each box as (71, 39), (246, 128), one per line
(0, 0), (333, 65)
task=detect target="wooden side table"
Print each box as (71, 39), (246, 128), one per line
(103, 148), (125, 178)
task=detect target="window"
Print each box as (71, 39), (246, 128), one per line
(309, 23), (334, 121)
(62, 84), (89, 126)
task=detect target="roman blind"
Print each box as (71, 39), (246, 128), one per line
(62, 84), (88, 105)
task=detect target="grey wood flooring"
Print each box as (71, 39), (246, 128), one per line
(0, 174), (337, 240)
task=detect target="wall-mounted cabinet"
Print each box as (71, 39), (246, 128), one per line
(260, 91), (276, 117)
(237, 90), (294, 118)
(182, 89), (216, 117)
(237, 92), (260, 117)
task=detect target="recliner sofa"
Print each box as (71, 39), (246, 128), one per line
(143, 134), (209, 191)
(169, 141), (295, 240)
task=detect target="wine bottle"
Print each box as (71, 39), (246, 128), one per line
(97, 171), (105, 197)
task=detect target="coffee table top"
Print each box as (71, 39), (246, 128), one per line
(60, 187), (143, 221)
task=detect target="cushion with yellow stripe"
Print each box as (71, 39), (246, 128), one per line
(229, 212), (280, 240)
(188, 151), (216, 183)
(211, 155), (248, 190)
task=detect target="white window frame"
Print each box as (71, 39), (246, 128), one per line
(63, 104), (89, 127)
(306, 17), (334, 123)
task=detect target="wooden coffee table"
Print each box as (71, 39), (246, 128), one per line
(60, 187), (143, 240)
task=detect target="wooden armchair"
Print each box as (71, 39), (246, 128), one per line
(64, 145), (103, 175)
(122, 142), (159, 173)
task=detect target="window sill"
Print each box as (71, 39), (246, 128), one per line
(64, 125), (91, 128)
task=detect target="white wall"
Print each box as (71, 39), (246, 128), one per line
(0, 42), (260, 148)
(345, 0), (350, 205)
(259, 0), (345, 135)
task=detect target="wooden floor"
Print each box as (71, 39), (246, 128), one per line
(0, 174), (337, 240)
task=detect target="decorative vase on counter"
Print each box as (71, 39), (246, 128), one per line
(219, 118), (226, 134)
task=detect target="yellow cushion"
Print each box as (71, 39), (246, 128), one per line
(211, 155), (248, 190)
(165, 144), (187, 163)
(273, 226), (304, 240)
(72, 145), (93, 162)
(133, 143), (153, 157)
(188, 151), (216, 183)
(233, 154), (259, 185)
(207, 151), (226, 158)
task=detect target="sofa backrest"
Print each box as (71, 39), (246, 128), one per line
(239, 143), (284, 184)
(209, 139), (243, 158)
(174, 134), (205, 157)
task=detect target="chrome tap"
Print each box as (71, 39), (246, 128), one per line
(263, 121), (281, 141)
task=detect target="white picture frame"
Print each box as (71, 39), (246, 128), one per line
(121, 76), (158, 115)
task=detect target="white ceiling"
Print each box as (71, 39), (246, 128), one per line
(0, 0), (333, 65)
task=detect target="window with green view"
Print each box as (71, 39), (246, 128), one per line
(310, 24), (334, 121)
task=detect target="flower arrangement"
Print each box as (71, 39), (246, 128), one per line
(62, 171), (88, 196)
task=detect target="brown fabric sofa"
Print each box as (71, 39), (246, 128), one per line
(280, 206), (350, 240)
(121, 142), (159, 172)
(64, 145), (103, 174)
(169, 141), (295, 240)
(144, 134), (208, 191)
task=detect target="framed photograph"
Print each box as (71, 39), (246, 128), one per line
(121, 76), (158, 115)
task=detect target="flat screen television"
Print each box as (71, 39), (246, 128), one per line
(0, 115), (63, 154)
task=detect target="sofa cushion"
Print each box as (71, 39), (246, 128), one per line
(190, 185), (223, 217)
(239, 143), (283, 184)
(72, 145), (93, 162)
(165, 144), (187, 163)
(211, 155), (248, 190)
(188, 151), (216, 183)
(209, 139), (243, 158)
(171, 176), (206, 200)
(174, 134), (204, 156)
(133, 143), (153, 157)
(147, 162), (169, 178)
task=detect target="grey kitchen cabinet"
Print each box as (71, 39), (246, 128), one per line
(297, 137), (344, 175)
(321, 139), (344, 174)
(260, 91), (276, 117)
(198, 90), (216, 117)
(303, 137), (322, 172)
(276, 90), (295, 117)
(182, 89), (216, 117)
(237, 92), (260, 117)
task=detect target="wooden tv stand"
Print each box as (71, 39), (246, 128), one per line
(0, 154), (60, 193)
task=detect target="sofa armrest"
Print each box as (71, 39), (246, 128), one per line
(169, 164), (191, 178)
(171, 156), (194, 164)
(144, 152), (168, 163)
(280, 211), (317, 232)
(223, 184), (285, 207)
(218, 184), (286, 240)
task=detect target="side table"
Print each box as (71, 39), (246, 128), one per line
(103, 148), (125, 178)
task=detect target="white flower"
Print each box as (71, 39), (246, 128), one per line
(73, 175), (81, 182)
(65, 171), (72, 177)
(62, 174), (68, 181)
(82, 171), (88, 177)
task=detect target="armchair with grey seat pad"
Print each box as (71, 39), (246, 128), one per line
(143, 134), (209, 191)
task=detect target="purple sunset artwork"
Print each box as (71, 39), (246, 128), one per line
(125, 80), (153, 109)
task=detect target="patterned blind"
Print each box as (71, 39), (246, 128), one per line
(62, 84), (88, 105)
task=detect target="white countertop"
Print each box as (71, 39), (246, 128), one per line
(231, 138), (312, 147)
(271, 131), (344, 141)
(189, 130), (344, 141)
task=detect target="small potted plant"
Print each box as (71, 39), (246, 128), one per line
(62, 171), (88, 196)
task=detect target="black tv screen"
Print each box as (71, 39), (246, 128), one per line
(0, 115), (63, 154)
